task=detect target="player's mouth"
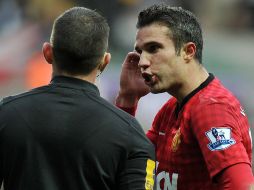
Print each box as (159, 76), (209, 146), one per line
(142, 73), (155, 86)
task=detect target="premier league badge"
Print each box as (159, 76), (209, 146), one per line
(206, 127), (236, 151)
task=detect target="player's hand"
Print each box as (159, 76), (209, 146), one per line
(116, 52), (150, 107)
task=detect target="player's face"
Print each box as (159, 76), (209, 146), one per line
(135, 23), (185, 94)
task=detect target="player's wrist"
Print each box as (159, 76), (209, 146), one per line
(115, 91), (139, 108)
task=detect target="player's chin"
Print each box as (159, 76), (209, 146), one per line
(149, 85), (165, 94)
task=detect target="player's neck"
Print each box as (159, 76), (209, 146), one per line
(174, 67), (209, 104)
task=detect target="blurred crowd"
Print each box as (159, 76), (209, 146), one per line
(0, 0), (254, 130)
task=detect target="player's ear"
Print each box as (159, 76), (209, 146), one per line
(42, 42), (53, 64)
(182, 42), (196, 63)
(99, 52), (111, 73)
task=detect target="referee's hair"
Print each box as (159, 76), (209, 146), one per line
(50, 7), (110, 75)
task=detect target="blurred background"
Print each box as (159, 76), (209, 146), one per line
(0, 0), (253, 132)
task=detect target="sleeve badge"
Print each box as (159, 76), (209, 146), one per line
(206, 127), (236, 151)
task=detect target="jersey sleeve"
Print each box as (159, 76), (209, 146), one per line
(117, 119), (156, 190)
(146, 100), (172, 147)
(146, 111), (161, 147)
(217, 163), (254, 190)
(190, 99), (252, 179)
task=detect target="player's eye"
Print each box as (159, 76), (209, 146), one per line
(147, 44), (160, 53)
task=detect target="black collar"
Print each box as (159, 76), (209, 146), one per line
(175, 73), (215, 117)
(50, 75), (100, 96)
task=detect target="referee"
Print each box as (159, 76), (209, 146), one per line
(0, 7), (155, 190)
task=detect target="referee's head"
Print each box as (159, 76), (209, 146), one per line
(42, 7), (111, 78)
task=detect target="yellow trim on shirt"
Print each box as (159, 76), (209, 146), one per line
(145, 159), (155, 190)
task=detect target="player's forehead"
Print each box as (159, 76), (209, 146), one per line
(135, 23), (172, 49)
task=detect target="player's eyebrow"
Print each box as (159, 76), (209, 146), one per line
(135, 41), (162, 52)
(145, 41), (163, 48)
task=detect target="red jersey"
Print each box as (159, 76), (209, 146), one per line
(147, 74), (252, 190)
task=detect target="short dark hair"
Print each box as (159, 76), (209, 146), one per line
(50, 7), (109, 75)
(137, 4), (203, 64)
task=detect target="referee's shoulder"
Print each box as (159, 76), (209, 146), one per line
(0, 85), (49, 107)
(96, 97), (143, 129)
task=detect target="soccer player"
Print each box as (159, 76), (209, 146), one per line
(115, 4), (254, 190)
(0, 7), (155, 190)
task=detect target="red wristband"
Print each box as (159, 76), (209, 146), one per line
(116, 104), (137, 116)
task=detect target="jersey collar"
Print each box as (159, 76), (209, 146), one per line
(50, 75), (100, 96)
(175, 73), (215, 117)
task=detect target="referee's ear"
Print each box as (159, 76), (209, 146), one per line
(42, 42), (53, 65)
(99, 52), (111, 73)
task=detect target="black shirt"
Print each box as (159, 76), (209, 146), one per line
(0, 76), (155, 190)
